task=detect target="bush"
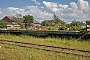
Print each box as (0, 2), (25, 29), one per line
(58, 26), (67, 30)
(69, 26), (81, 31)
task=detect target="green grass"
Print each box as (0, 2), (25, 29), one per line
(0, 34), (90, 50)
(0, 34), (90, 60)
(0, 44), (89, 60)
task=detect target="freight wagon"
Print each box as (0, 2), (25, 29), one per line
(0, 30), (90, 40)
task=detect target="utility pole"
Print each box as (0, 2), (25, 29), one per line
(23, 20), (28, 30)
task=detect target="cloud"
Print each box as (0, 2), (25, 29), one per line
(40, 7), (44, 9)
(25, 6), (53, 21)
(0, 9), (3, 14)
(69, 0), (90, 19)
(0, 0), (90, 22)
(32, 0), (40, 5)
(43, 0), (90, 22)
(0, 6), (53, 21)
(43, 1), (58, 12)
(0, 7), (25, 17)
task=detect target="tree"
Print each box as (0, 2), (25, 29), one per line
(53, 14), (58, 20)
(23, 20), (27, 29)
(58, 26), (67, 30)
(70, 20), (83, 27)
(53, 14), (66, 25)
(41, 14), (66, 27)
(23, 15), (34, 27)
(11, 16), (24, 25)
(86, 20), (90, 25)
(0, 20), (8, 28)
(15, 13), (22, 18)
(69, 20), (84, 31)
(41, 20), (47, 26)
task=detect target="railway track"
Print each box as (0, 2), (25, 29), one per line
(0, 40), (90, 58)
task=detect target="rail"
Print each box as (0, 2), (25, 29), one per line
(0, 40), (90, 58)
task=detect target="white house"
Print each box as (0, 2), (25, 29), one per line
(7, 25), (20, 30)
(30, 20), (41, 30)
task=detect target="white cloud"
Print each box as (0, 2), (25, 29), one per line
(1, 7), (25, 17)
(43, 1), (58, 12)
(0, 6), (53, 21)
(78, 0), (90, 14)
(0, 0), (90, 22)
(43, 0), (90, 22)
(0, 9), (4, 19)
(0, 9), (3, 14)
(32, 0), (40, 5)
(25, 6), (53, 20)
(40, 7), (44, 9)
(59, 4), (68, 9)
(70, 2), (78, 10)
(69, 0), (90, 19)
(43, 1), (58, 8)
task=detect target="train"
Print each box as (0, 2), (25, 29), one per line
(0, 24), (89, 40)
(0, 30), (90, 40)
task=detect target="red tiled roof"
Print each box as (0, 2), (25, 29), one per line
(2, 16), (14, 23)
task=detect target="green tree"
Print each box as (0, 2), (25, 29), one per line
(69, 20), (83, 31)
(41, 14), (66, 27)
(58, 26), (67, 30)
(41, 20), (47, 26)
(15, 13), (22, 18)
(86, 20), (90, 25)
(0, 20), (8, 28)
(11, 16), (24, 25)
(41, 14), (67, 30)
(53, 14), (66, 25)
(23, 15), (34, 26)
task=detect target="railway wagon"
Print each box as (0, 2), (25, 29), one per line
(22, 30), (82, 39)
(0, 30), (81, 38)
(0, 30), (90, 39)
(0, 30), (80, 35)
(22, 30), (80, 36)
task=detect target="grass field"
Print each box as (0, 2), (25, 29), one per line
(0, 34), (90, 60)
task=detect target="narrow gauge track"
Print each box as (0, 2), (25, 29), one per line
(0, 40), (90, 58)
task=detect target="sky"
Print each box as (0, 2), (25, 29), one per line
(0, 0), (90, 23)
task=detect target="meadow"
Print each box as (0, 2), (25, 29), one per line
(0, 34), (90, 60)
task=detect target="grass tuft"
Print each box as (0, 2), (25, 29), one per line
(0, 34), (90, 60)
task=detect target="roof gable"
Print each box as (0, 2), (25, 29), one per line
(2, 16), (14, 23)
(33, 20), (40, 24)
